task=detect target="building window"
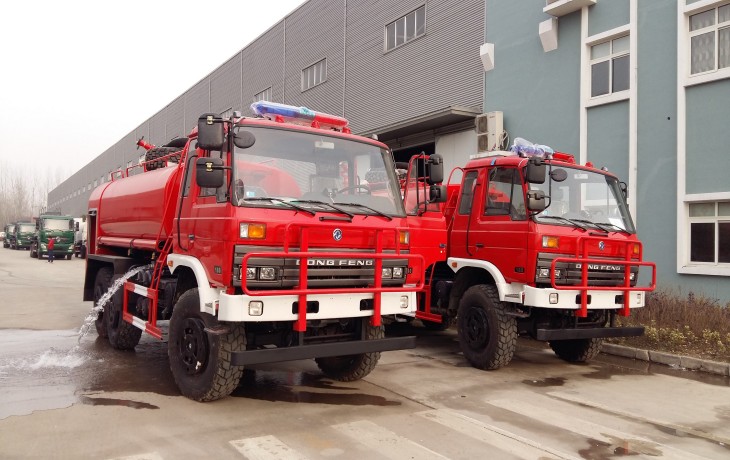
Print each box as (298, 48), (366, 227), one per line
(689, 3), (730, 75)
(590, 35), (630, 97)
(385, 5), (425, 51)
(254, 87), (272, 102)
(688, 201), (730, 264)
(302, 59), (327, 91)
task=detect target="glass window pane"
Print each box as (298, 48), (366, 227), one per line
(459, 172), (478, 215)
(689, 202), (715, 217)
(396, 17), (405, 46)
(386, 23), (395, 50)
(321, 60), (327, 81)
(690, 10), (715, 31)
(591, 61), (610, 97)
(612, 35), (630, 54)
(720, 27), (730, 69)
(416, 6), (425, 36)
(612, 55), (630, 92)
(591, 42), (610, 60)
(720, 222), (730, 263)
(406, 11), (415, 41)
(719, 5), (730, 23)
(719, 202), (730, 216)
(691, 32), (715, 74)
(691, 222), (715, 262)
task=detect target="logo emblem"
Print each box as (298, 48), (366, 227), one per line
(333, 228), (343, 241)
(598, 241), (605, 251)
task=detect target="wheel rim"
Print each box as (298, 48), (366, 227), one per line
(463, 306), (490, 350)
(178, 318), (209, 376)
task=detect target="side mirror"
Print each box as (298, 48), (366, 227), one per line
(427, 154), (444, 184)
(525, 156), (546, 184)
(197, 113), (225, 150)
(195, 157), (225, 188)
(619, 181), (628, 199)
(429, 185), (447, 203)
(526, 189), (547, 212)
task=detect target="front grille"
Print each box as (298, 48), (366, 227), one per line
(233, 245), (409, 290)
(536, 253), (637, 287)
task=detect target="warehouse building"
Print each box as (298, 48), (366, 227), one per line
(49, 0), (730, 301)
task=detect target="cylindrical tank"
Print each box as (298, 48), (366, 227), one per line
(89, 166), (182, 247)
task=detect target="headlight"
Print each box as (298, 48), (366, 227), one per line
(259, 267), (277, 280)
(392, 267), (404, 278)
(629, 272), (636, 281)
(240, 223), (266, 239)
(246, 267), (257, 280)
(381, 267), (393, 279)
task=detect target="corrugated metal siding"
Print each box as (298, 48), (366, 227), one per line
(242, 22), (286, 114)
(211, 54), (242, 115)
(284, 0), (344, 116)
(184, 81), (210, 130)
(345, 0), (483, 134)
(51, 0), (485, 214)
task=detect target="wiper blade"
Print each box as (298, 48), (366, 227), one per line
(570, 219), (611, 233)
(337, 202), (393, 221)
(539, 215), (587, 231)
(293, 200), (354, 218)
(243, 197), (315, 216)
(595, 222), (631, 234)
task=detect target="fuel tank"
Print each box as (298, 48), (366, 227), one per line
(89, 165), (182, 246)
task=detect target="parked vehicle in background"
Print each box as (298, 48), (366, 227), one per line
(12, 222), (35, 250)
(30, 214), (74, 260)
(4, 224), (16, 248)
(74, 217), (87, 258)
(0, 231), (5, 242)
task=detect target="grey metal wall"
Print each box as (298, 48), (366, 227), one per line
(50, 0), (485, 216)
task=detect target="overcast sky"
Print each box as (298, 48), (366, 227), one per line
(0, 0), (306, 183)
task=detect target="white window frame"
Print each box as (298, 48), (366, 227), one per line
(680, 193), (730, 276)
(585, 26), (631, 107)
(301, 59), (327, 92)
(684, 0), (730, 86)
(385, 5), (426, 52)
(254, 87), (272, 103)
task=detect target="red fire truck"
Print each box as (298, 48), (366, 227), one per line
(83, 102), (422, 401)
(402, 148), (655, 370)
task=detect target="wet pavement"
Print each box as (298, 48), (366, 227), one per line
(1, 247), (730, 459)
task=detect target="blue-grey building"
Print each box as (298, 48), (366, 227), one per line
(484, 0), (730, 301)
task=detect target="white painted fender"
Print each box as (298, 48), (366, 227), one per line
(166, 254), (222, 316)
(447, 257), (524, 303)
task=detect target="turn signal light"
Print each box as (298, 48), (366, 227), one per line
(542, 236), (559, 249)
(240, 223), (266, 239)
(399, 230), (410, 245)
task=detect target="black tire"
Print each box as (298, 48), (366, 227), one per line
(105, 274), (142, 350)
(457, 284), (517, 370)
(549, 338), (603, 363)
(30, 245), (37, 258)
(168, 288), (246, 401)
(80, 246), (87, 259)
(315, 320), (383, 381)
(93, 268), (112, 338)
(66, 254), (72, 260)
(144, 146), (180, 171)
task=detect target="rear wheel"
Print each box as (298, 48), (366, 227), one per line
(549, 338), (603, 363)
(315, 320), (383, 381)
(168, 288), (246, 401)
(105, 274), (142, 350)
(457, 284), (517, 370)
(93, 268), (112, 338)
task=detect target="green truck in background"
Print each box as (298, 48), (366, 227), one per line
(11, 222), (35, 250)
(3, 223), (14, 248)
(30, 214), (75, 260)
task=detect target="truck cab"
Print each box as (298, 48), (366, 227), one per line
(31, 214), (74, 260)
(13, 222), (35, 250)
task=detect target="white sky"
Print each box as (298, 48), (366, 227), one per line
(0, 0), (306, 182)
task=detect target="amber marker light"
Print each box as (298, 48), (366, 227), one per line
(542, 236), (559, 249)
(240, 223), (266, 239)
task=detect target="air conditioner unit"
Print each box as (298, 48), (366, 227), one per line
(475, 111), (503, 152)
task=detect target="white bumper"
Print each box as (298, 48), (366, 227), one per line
(523, 285), (645, 310)
(218, 290), (417, 322)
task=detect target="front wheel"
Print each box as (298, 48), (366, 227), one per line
(549, 338), (603, 363)
(92, 268), (112, 338)
(168, 288), (246, 401)
(315, 320), (383, 381)
(457, 284), (517, 370)
(105, 274), (142, 350)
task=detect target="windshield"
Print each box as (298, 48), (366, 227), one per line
(232, 126), (404, 217)
(43, 219), (71, 231)
(532, 166), (636, 233)
(19, 224), (35, 232)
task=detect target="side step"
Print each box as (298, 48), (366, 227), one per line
(535, 326), (645, 341)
